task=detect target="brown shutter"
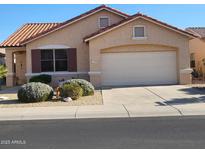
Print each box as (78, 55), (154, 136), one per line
(67, 48), (77, 72)
(31, 49), (41, 73)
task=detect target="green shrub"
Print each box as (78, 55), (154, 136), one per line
(0, 65), (7, 79)
(18, 82), (54, 103)
(60, 79), (94, 96)
(29, 74), (52, 84)
(60, 83), (83, 100)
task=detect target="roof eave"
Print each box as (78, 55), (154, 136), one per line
(0, 45), (25, 48)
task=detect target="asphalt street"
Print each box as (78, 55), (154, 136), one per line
(0, 116), (205, 148)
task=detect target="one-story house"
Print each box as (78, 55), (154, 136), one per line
(0, 5), (196, 87)
(186, 27), (205, 78)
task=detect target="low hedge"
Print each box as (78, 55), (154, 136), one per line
(17, 82), (54, 103)
(60, 82), (83, 100)
(60, 79), (94, 96)
(29, 74), (52, 84)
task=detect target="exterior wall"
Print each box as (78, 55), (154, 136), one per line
(15, 51), (26, 85)
(101, 44), (177, 53)
(4, 47), (26, 87)
(26, 73), (89, 87)
(26, 10), (125, 83)
(189, 38), (205, 76)
(180, 72), (192, 84)
(88, 18), (191, 87)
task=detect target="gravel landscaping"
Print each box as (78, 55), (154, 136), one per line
(0, 87), (103, 108)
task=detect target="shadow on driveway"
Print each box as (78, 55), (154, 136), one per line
(157, 87), (205, 106)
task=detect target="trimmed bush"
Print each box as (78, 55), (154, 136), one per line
(18, 82), (54, 103)
(0, 65), (7, 79)
(29, 74), (52, 84)
(60, 83), (83, 100)
(60, 79), (94, 96)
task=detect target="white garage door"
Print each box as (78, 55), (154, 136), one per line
(101, 51), (177, 86)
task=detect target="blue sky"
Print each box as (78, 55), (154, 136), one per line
(0, 4), (205, 43)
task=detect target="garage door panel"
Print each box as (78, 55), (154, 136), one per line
(101, 51), (177, 86)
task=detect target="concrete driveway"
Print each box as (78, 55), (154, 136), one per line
(102, 85), (205, 117)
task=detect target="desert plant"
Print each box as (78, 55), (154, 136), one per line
(60, 79), (94, 96)
(17, 82), (54, 103)
(0, 65), (7, 79)
(0, 65), (7, 90)
(60, 82), (83, 100)
(29, 74), (52, 84)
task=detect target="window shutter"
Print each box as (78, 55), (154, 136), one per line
(31, 49), (41, 73)
(67, 48), (77, 72)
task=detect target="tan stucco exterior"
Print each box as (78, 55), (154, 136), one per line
(3, 9), (193, 87)
(4, 47), (26, 87)
(26, 10), (124, 74)
(189, 38), (205, 76)
(15, 51), (26, 84)
(88, 18), (192, 86)
(4, 10), (125, 87)
(24, 10), (125, 86)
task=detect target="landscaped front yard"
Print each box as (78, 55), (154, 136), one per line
(0, 76), (103, 108)
(0, 87), (103, 108)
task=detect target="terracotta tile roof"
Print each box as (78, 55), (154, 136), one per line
(0, 23), (60, 47)
(0, 5), (129, 47)
(186, 27), (205, 38)
(84, 13), (197, 41)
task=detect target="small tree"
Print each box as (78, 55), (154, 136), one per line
(0, 65), (7, 89)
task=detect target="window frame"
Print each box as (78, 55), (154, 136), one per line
(98, 16), (110, 28)
(132, 25), (146, 40)
(40, 49), (68, 72)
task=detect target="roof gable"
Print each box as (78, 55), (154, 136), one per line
(186, 27), (205, 38)
(84, 13), (197, 42)
(0, 5), (129, 47)
(21, 5), (129, 45)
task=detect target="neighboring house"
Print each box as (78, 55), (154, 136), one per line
(0, 48), (6, 85)
(0, 48), (5, 65)
(0, 5), (196, 87)
(186, 27), (205, 78)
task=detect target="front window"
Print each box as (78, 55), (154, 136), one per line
(55, 49), (67, 71)
(40, 49), (67, 72)
(133, 26), (145, 38)
(41, 49), (54, 72)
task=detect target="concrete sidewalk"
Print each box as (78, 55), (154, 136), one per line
(0, 103), (180, 121)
